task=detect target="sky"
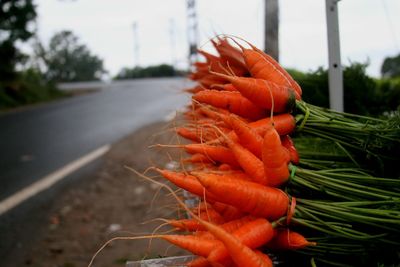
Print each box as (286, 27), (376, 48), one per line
(34, 0), (400, 78)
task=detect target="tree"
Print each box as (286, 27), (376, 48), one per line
(114, 64), (177, 80)
(381, 54), (400, 78)
(0, 0), (37, 81)
(37, 31), (106, 82)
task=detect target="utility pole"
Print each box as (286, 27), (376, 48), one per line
(264, 0), (279, 61)
(325, 0), (343, 112)
(132, 22), (139, 67)
(187, 0), (199, 70)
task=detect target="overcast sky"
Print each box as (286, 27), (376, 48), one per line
(35, 0), (400, 78)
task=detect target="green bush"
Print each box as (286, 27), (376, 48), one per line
(0, 68), (65, 110)
(288, 63), (400, 116)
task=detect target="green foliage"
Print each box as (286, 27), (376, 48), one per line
(343, 63), (377, 115)
(0, 68), (65, 110)
(381, 53), (400, 78)
(288, 63), (400, 115)
(288, 67), (329, 108)
(0, 0), (37, 81)
(376, 78), (400, 114)
(114, 64), (178, 80)
(36, 30), (106, 82)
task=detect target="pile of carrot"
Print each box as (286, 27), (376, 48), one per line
(156, 37), (399, 266)
(89, 36), (399, 267)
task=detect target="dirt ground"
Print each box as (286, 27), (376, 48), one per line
(20, 120), (191, 267)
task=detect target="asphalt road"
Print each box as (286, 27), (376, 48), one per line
(0, 77), (190, 204)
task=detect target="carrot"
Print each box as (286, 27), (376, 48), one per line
(168, 218), (205, 231)
(183, 143), (240, 167)
(239, 46), (292, 90)
(192, 171), (289, 220)
(155, 169), (216, 199)
(254, 251), (273, 267)
(281, 135), (300, 164)
(211, 38), (247, 73)
(161, 235), (220, 257)
(262, 125), (291, 187)
(211, 202), (244, 221)
(229, 114), (263, 158)
(200, 218), (272, 267)
(177, 126), (222, 143)
(249, 113), (296, 136)
(217, 127), (267, 185)
(197, 106), (232, 126)
(195, 215), (255, 240)
(208, 71), (296, 113)
(176, 127), (202, 142)
(89, 233), (219, 267)
(217, 163), (232, 171)
(169, 209), (225, 232)
(183, 153), (213, 164)
(247, 43), (302, 98)
(210, 83), (237, 91)
(198, 49), (220, 63)
(205, 113), (295, 146)
(267, 229), (316, 250)
(193, 89), (266, 120)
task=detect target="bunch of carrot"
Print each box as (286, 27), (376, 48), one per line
(143, 36), (400, 266)
(74, 36), (400, 267)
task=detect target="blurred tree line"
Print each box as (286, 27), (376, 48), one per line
(288, 63), (400, 116)
(114, 64), (182, 80)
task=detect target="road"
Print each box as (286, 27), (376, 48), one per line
(0, 77), (190, 206)
(0, 78), (191, 262)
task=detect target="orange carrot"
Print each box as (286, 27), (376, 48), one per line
(183, 143), (240, 167)
(216, 127), (267, 185)
(200, 218), (272, 267)
(161, 235), (220, 257)
(193, 90), (266, 120)
(195, 215), (255, 239)
(208, 72), (296, 113)
(211, 38), (247, 73)
(192, 172), (289, 220)
(211, 83), (237, 91)
(281, 135), (300, 164)
(240, 46), (292, 89)
(183, 153), (213, 164)
(155, 169), (215, 199)
(207, 218), (275, 266)
(176, 127), (202, 142)
(229, 114), (263, 158)
(211, 202), (244, 221)
(198, 49), (219, 62)
(247, 43), (302, 98)
(217, 163), (232, 171)
(262, 125), (290, 187)
(249, 113), (296, 136)
(267, 229), (316, 250)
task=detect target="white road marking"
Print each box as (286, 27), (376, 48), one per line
(0, 144), (110, 216)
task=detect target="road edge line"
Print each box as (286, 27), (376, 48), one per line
(0, 144), (110, 216)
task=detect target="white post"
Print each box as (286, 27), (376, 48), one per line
(325, 0), (343, 112)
